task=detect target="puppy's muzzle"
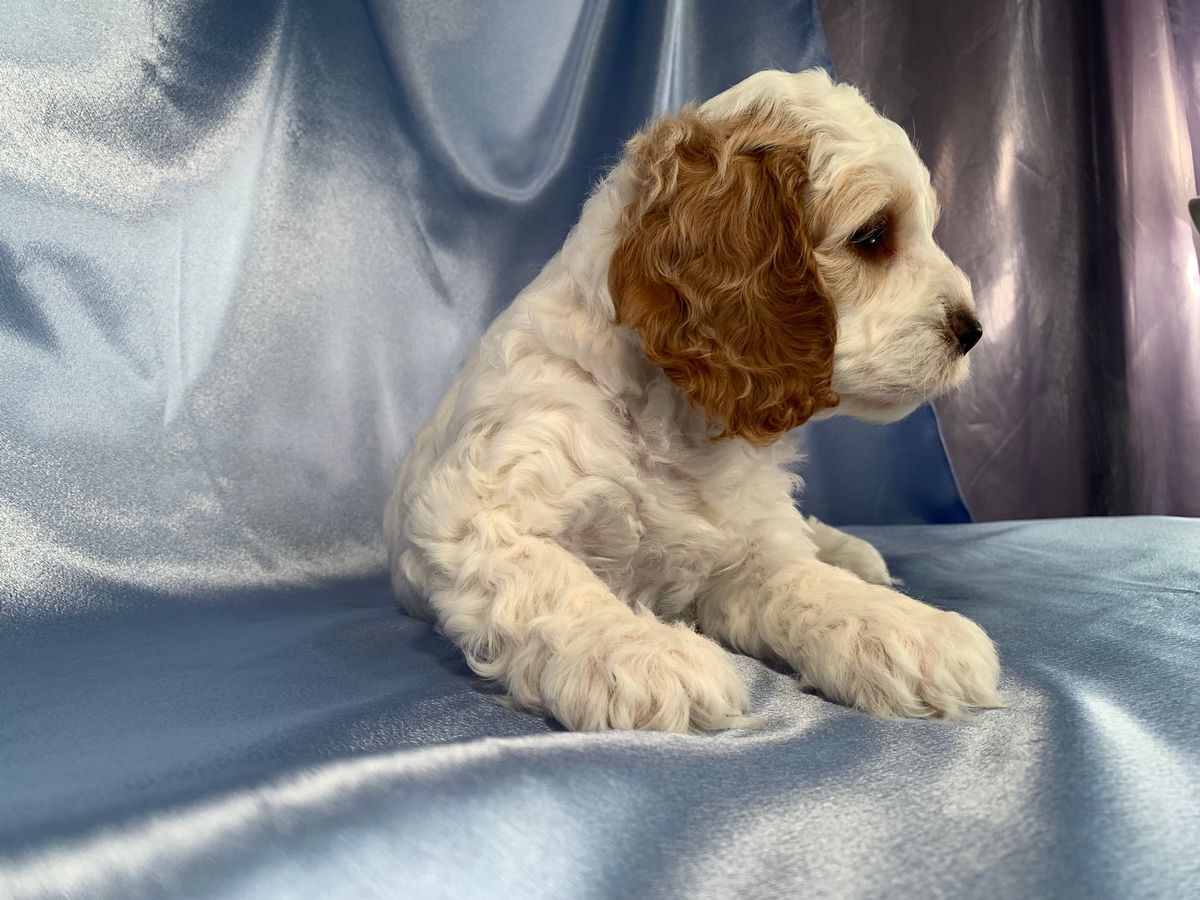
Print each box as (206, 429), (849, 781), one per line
(948, 309), (983, 355)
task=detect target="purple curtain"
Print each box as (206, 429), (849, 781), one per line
(1109, 0), (1200, 516)
(819, 0), (1200, 519)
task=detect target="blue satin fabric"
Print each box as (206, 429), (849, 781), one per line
(6, 3), (1197, 899)
(0, 0), (964, 630)
(798, 406), (972, 525)
(2, 518), (1197, 898)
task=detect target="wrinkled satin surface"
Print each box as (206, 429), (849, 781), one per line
(820, 0), (1200, 519)
(0, 0), (962, 623)
(2, 518), (1197, 899)
(5, 4), (1198, 899)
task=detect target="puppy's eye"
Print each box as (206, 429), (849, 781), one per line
(851, 225), (886, 249)
(848, 214), (894, 259)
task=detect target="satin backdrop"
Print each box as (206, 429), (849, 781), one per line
(5, 4), (1199, 900)
(0, 0), (967, 629)
(820, 0), (1200, 519)
(3, 518), (1198, 898)
(1103, 0), (1200, 516)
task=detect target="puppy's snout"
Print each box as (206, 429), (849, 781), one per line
(948, 309), (983, 355)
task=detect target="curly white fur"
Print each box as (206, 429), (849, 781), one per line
(385, 69), (1001, 732)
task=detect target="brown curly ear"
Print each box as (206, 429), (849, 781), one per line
(609, 105), (839, 446)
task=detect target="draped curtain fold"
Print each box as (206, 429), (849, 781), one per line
(820, 0), (1200, 519)
(3, 0), (1196, 619)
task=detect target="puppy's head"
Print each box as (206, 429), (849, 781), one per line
(609, 69), (980, 445)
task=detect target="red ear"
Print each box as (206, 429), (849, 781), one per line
(609, 105), (839, 446)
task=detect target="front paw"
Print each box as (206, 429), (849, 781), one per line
(806, 516), (895, 586)
(794, 589), (1002, 719)
(527, 609), (752, 733)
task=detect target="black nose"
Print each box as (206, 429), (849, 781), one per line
(949, 310), (983, 355)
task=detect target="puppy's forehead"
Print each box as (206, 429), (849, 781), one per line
(702, 69), (903, 150)
(701, 70), (935, 213)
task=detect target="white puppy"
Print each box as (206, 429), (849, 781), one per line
(386, 69), (1000, 732)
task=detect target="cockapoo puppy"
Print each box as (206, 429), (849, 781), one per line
(386, 68), (1001, 732)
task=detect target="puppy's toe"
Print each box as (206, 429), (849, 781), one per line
(797, 592), (1002, 719)
(537, 612), (750, 733)
(807, 517), (896, 586)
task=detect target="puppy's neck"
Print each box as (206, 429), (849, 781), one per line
(520, 166), (656, 398)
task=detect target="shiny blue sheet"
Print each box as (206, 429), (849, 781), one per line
(3, 2), (1199, 898)
(3, 517), (1198, 898)
(0, 0), (961, 619)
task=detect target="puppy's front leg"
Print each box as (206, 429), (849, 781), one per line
(422, 531), (749, 733)
(403, 413), (760, 739)
(695, 519), (1001, 718)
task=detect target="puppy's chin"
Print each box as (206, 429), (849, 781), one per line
(815, 354), (972, 425)
(811, 396), (924, 425)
